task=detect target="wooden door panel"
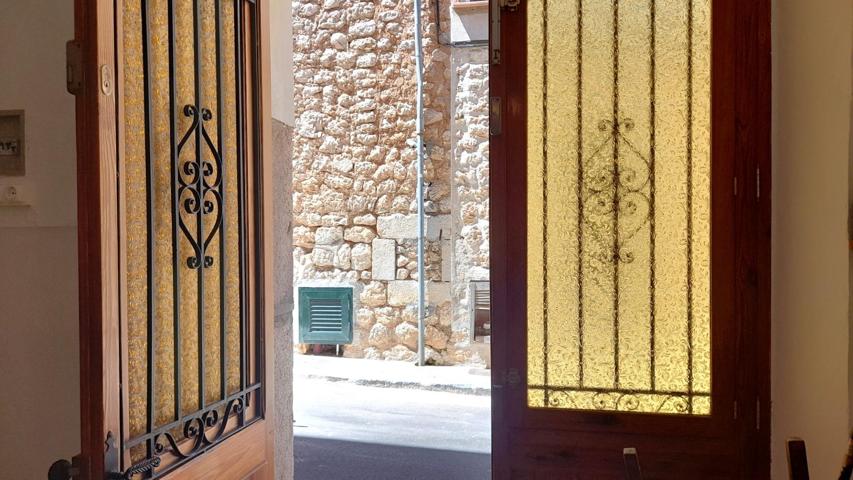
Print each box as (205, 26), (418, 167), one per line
(490, 0), (769, 477)
(74, 0), (273, 478)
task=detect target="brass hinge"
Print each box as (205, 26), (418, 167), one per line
(66, 40), (83, 96)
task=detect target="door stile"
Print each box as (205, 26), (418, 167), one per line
(257, 0), (276, 464)
(115, 0), (132, 470)
(732, 0), (772, 476)
(75, 0), (121, 478)
(489, 1), (527, 477)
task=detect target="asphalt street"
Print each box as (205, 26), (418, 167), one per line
(294, 375), (492, 480)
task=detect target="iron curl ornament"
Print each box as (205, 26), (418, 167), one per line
(176, 104), (224, 270)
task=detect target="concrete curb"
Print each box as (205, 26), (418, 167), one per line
(302, 373), (492, 396)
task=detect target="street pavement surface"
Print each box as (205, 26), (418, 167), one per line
(294, 373), (491, 480)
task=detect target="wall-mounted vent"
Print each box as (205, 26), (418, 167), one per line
(298, 287), (353, 345)
(469, 281), (491, 342)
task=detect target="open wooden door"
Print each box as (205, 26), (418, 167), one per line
(64, 0), (274, 478)
(489, 0), (770, 478)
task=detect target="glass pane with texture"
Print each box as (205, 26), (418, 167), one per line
(123, 0), (245, 464)
(526, 0), (711, 415)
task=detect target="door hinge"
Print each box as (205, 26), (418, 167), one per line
(756, 397), (761, 430)
(756, 167), (761, 200)
(733, 400), (738, 420)
(66, 40), (83, 96)
(490, 97), (502, 136)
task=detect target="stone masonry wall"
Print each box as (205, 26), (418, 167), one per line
(448, 46), (490, 364)
(292, 0), (488, 365)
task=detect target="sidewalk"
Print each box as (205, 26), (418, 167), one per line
(294, 353), (492, 396)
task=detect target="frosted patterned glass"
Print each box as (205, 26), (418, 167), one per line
(526, 0), (711, 415)
(124, 0), (241, 442)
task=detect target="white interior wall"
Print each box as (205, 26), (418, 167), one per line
(771, 0), (853, 478)
(0, 1), (79, 479)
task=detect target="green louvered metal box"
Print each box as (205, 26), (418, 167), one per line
(298, 287), (353, 344)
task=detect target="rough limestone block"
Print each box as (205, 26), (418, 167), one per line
(311, 245), (336, 267)
(377, 214), (419, 239)
(371, 238), (397, 280)
(441, 239), (451, 280)
(388, 280), (419, 306)
(428, 281), (451, 304)
(426, 215), (452, 241)
(314, 226), (343, 245)
(351, 243), (372, 271)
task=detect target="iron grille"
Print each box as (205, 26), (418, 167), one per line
(121, 0), (263, 477)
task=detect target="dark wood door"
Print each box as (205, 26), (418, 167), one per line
(73, 0), (275, 478)
(489, 0), (770, 478)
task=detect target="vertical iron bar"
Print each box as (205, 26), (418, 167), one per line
(540, 0), (550, 406)
(193, 0), (206, 411)
(167, 0), (183, 422)
(612, 0), (621, 390)
(575, 0), (585, 389)
(686, 0), (695, 414)
(141, 0), (157, 453)
(215, 0), (228, 401)
(648, 0), (657, 391)
(235, 0), (248, 393)
(250, 3), (263, 412)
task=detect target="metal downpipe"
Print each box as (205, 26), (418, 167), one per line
(413, 0), (426, 366)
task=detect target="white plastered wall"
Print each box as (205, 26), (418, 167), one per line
(771, 0), (853, 478)
(0, 1), (79, 479)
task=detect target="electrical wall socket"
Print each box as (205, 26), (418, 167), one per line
(3, 185), (22, 203)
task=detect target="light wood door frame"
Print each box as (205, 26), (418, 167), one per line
(488, 0), (771, 477)
(74, 0), (275, 478)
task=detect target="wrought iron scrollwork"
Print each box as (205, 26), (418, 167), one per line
(124, 385), (259, 478)
(151, 390), (248, 460)
(176, 104), (223, 270)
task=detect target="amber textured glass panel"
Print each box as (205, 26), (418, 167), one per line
(124, 0), (147, 440)
(124, 0), (244, 449)
(526, 0), (711, 415)
(221, 0), (242, 395)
